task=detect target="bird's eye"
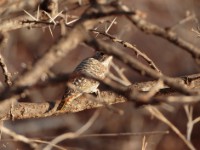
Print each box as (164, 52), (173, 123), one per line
(99, 52), (104, 56)
(94, 51), (106, 60)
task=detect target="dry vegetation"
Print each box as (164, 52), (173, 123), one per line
(0, 0), (200, 149)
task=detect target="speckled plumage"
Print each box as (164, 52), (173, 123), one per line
(59, 52), (112, 110)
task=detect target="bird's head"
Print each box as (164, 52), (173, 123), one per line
(93, 51), (113, 67)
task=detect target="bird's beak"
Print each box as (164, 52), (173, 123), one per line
(102, 56), (113, 67)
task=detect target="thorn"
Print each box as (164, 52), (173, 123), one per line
(64, 15), (68, 24)
(36, 5), (40, 20)
(66, 18), (79, 25)
(51, 10), (63, 23)
(105, 17), (117, 34)
(48, 26), (54, 38)
(78, 0), (82, 5)
(95, 33), (100, 37)
(23, 9), (37, 21)
(43, 11), (56, 24)
(94, 26), (100, 37)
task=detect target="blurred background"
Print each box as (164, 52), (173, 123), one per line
(1, 0), (200, 149)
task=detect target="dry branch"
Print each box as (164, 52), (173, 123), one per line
(1, 91), (125, 120)
(87, 38), (198, 95)
(1, 73), (200, 120)
(117, 4), (200, 63)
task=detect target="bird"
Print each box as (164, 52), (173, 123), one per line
(58, 51), (113, 111)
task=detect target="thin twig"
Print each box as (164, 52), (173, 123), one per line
(141, 136), (148, 150)
(0, 34), (12, 86)
(1, 126), (38, 149)
(184, 105), (194, 141)
(76, 131), (169, 138)
(169, 13), (195, 30)
(43, 110), (100, 150)
(110, 61), (131, 85)
(91, 29), (161, 73)
(118, 4), (200, 64)
(146, 106), (196, 150)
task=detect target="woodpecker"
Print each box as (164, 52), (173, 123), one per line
(58, 51), (113, 110)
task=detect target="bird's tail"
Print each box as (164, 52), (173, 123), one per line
(58, 92), (81, 111)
